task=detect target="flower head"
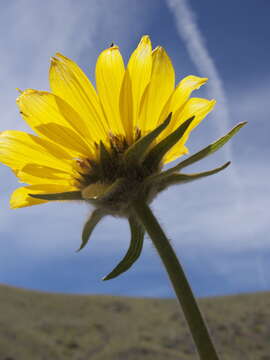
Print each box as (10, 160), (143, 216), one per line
(0, 36), (245, 278)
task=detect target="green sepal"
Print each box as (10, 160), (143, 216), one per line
(124, 113), (172, 165)
(99, 141), (111, 174)
(163, 122), (247, 176)
(143, 116), (194, 170)
(98, 178), (126, 202)
(29, 191), (82, 201)
(156, 161), (231, 192)
(102, 216), (144, 281)
(77, 209), (105, 252)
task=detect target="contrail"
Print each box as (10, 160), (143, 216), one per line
(167, 0), (232, 158)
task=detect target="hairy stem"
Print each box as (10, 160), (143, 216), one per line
(132, 200), (220, 360)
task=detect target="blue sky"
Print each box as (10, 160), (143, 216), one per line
(0, 0), (269, 298)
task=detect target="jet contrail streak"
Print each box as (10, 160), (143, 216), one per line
(167, 0), (232, 158)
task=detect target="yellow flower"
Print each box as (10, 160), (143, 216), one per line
(0, 35), (245, 278)
(0, 35), (217, 210)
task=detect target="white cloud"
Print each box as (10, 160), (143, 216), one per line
(154, 157), (270, 252)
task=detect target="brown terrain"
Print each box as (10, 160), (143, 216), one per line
(0, 284), (269, 360)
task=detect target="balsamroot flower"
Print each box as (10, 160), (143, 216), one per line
(0, 36), (246, 358)
(0, 36), (245, 279)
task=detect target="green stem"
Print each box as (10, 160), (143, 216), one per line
(132, 200), (220, 360)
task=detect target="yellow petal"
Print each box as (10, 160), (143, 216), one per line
(17, 90), (94, 157)
(95, 45), (125, 135)
(163, 145), (189, 164)
(119, 69), (133, 143)
(10, 184), (77, 209)
(0, 131), (74, 173)
(162, 98), (216, 163)
(127, 35), (152, 125)
(17, 163), (74, 186)
(160, 75), (208, 124)
(175, 98), (216, 134)
(49, 53), (108, 143)
(171, 76), (208, 113)
(138, 46), (175, 133)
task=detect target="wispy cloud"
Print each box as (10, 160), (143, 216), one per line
(166, 0), (231, 157)
(156, 160), (270, 249)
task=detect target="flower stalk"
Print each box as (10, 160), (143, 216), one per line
(133, 200), (220, 360)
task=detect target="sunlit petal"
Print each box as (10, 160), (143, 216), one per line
(0, 130), (74, 172)
(127, 36), (152, 128)
(17, 89), (94, 157)
(49, 53), (108, 143)
(138, 46), (175, 133)
(163, 98), (216, 163)
(96, 45), (125, 135)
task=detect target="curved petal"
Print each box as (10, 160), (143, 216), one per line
(17, 90), (94, 157)
(138, 46), (175, 133)
(95, 45), (125, 135)
(162, 144), (189, 164)
(127, 35), (152, 125)
(10, 184), (77, 209)
(164, 98), (216, 138)
(0, 130), (74, 173)
(160, 75), (208, 125)
(49, 53), (108, 143)
(162, 98), (216, 164)
(171, 76), (208, 112)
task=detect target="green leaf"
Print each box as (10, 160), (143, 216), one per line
(102, 216), (144, 281)
(29, 191), (82, 201)
(143, 116), (194, 170)
(156, 161), (230, 192)
(125, 113), (172, 164)
(77, 209), (104, 251)
(164, 122), (247, 175)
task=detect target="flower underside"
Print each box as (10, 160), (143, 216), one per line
(77, 132), (145, 189)
(64, 112), (193, 215)
(75, 132), (158, 214)
(0, 35), (246, 279)
(0, 36), (221, 209)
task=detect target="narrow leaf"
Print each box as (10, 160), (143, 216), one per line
(157, 161), (230, 192)
(77, 209), (104, 251)
(143, 116), (194, 169)
(103, 216), (144, 281)
(125, 113), (172, 164)
(164, 122), (247, 176)
(29, 191), (82, 201)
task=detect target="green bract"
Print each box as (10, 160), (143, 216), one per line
(30, 119), (246, 280)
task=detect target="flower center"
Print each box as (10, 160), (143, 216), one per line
(74, 132), (161, 215)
